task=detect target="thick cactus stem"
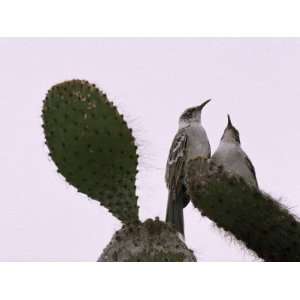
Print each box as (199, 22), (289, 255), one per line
(186, 157), (300, 262)
(98, 219), (196, 262)
(42, 80), (139, 224)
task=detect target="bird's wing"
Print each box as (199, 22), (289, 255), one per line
(165, 129), (188, 192)
(244, 154), (258, 187)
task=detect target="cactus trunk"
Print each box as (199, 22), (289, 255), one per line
(99, 219), (196, 262)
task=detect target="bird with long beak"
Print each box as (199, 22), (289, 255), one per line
(165, 100), (212, 237)
(211, 115), (258, 188)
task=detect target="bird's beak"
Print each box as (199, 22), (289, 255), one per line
(227, 114), (233, 128)
(198, 99), (211, 111)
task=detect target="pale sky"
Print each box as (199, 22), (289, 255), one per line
(1, 38), (300, 261)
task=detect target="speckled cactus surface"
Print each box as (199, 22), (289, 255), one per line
(99, 218), (197, 262)
(186, 157), (300, 262)
(42, 80), (139, 224)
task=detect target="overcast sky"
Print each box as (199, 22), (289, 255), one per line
(1, 38), (300, 261)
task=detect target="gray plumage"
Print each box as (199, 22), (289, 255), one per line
(165, 100), (211, 236)
(211, 115), (258, 189)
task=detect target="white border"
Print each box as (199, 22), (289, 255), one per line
(0, 0), (300, 36)
(0, 263), (298, 300)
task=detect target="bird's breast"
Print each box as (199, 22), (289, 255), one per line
(212, 142), (257, 188)
(185, 125), (210, 160)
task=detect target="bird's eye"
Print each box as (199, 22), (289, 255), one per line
(181, 108), (197, 120)
(187, 109), (195, 117)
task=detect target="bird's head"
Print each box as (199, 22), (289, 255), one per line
(179, 99), (211, 128)
(221, 114), (241, 144)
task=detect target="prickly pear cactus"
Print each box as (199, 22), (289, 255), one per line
(42, 80), (139, 224)
(186, 157), (300, 262)
(99, 218), (197, 262)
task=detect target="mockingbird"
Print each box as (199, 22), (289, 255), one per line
(211, 115), (258, 189)
(165, 100), (211, 237)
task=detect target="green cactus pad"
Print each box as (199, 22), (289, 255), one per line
(186, 157), (300, 262)
(42, 80), (139, 224)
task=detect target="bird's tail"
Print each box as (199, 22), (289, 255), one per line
(166, 191), (184, 237)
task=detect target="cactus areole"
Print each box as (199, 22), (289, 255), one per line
(42, 80), (139, 224)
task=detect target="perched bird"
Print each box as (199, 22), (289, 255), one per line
(211, 115), (258, 189)
(165, 100), (212, 237)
